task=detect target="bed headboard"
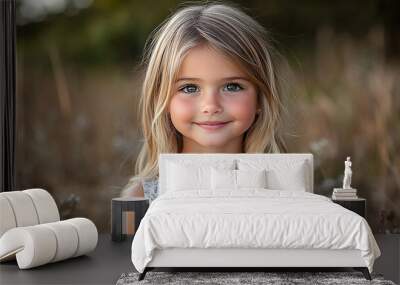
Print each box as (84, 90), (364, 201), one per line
(158, 153), (314, 194)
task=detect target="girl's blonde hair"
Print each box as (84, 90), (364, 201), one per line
(121, 1), (288, 196)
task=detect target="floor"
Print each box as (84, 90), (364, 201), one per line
(374, 234), (400, 284)
(0, 233), (398, 284)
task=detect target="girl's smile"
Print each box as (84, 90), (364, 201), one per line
(194, 120), (232, 131)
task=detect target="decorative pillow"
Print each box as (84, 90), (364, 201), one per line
(211, 168), (268, 190)
(211, 168), (236, 190)
(237, 159), (308, 191)
(166, 160), (235, 192)
(266, 165), (307, 191)
(237, 169), (267, 188)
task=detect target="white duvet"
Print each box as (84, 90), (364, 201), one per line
(131, 189), (381, 273)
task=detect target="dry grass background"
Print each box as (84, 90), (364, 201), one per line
(16, 26), (399, 233)
(284, 26), (400, 233)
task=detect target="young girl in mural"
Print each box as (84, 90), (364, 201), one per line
(121, 2), (288, 199)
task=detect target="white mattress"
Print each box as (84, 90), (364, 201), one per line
(131, 190), (381, 273)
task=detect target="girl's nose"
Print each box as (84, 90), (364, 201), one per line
(200, 90), (222, 114)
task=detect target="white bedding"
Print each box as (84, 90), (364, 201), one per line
(131, 189), (381, 273)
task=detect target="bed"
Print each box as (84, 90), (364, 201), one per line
(131, 153), (381, 281)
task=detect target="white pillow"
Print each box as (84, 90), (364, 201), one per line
(166, 160), (235, 192)
(211, 168), (236, 190)
(237, 169), (267, 188)
(238, 159), (308, 191)
(211, 168), (268, 190)
(267, 167), (307, 191)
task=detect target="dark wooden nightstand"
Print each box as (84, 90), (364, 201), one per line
(331, 197), (366, 218)
(111, 197), (149, 241)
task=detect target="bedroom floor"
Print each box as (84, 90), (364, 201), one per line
(0, 233), (398, 284)
(374, 234), (400, 284)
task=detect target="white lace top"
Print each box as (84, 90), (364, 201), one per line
(142, 179), (159, 203)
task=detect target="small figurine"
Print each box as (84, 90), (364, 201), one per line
(342, 156), (353, 189)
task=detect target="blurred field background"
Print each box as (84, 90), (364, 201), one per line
(15, 0), (400, 233)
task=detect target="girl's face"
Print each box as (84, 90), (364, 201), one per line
(168, 44), (259, 153)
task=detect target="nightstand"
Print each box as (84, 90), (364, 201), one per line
(111, 197), (149, 241)
(331, 197), (366, 218)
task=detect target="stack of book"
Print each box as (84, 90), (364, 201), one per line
(332, 188), (358, 200)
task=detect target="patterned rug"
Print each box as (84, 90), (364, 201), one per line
(116, 271), (396, 285)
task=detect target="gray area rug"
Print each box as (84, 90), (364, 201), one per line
(116, 271), (396, 285)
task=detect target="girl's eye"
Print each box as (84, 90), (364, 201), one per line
(179, 84), (199, 94)
(223, 83), (243, 92)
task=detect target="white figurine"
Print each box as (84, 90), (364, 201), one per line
(342, 156), (352, 189)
